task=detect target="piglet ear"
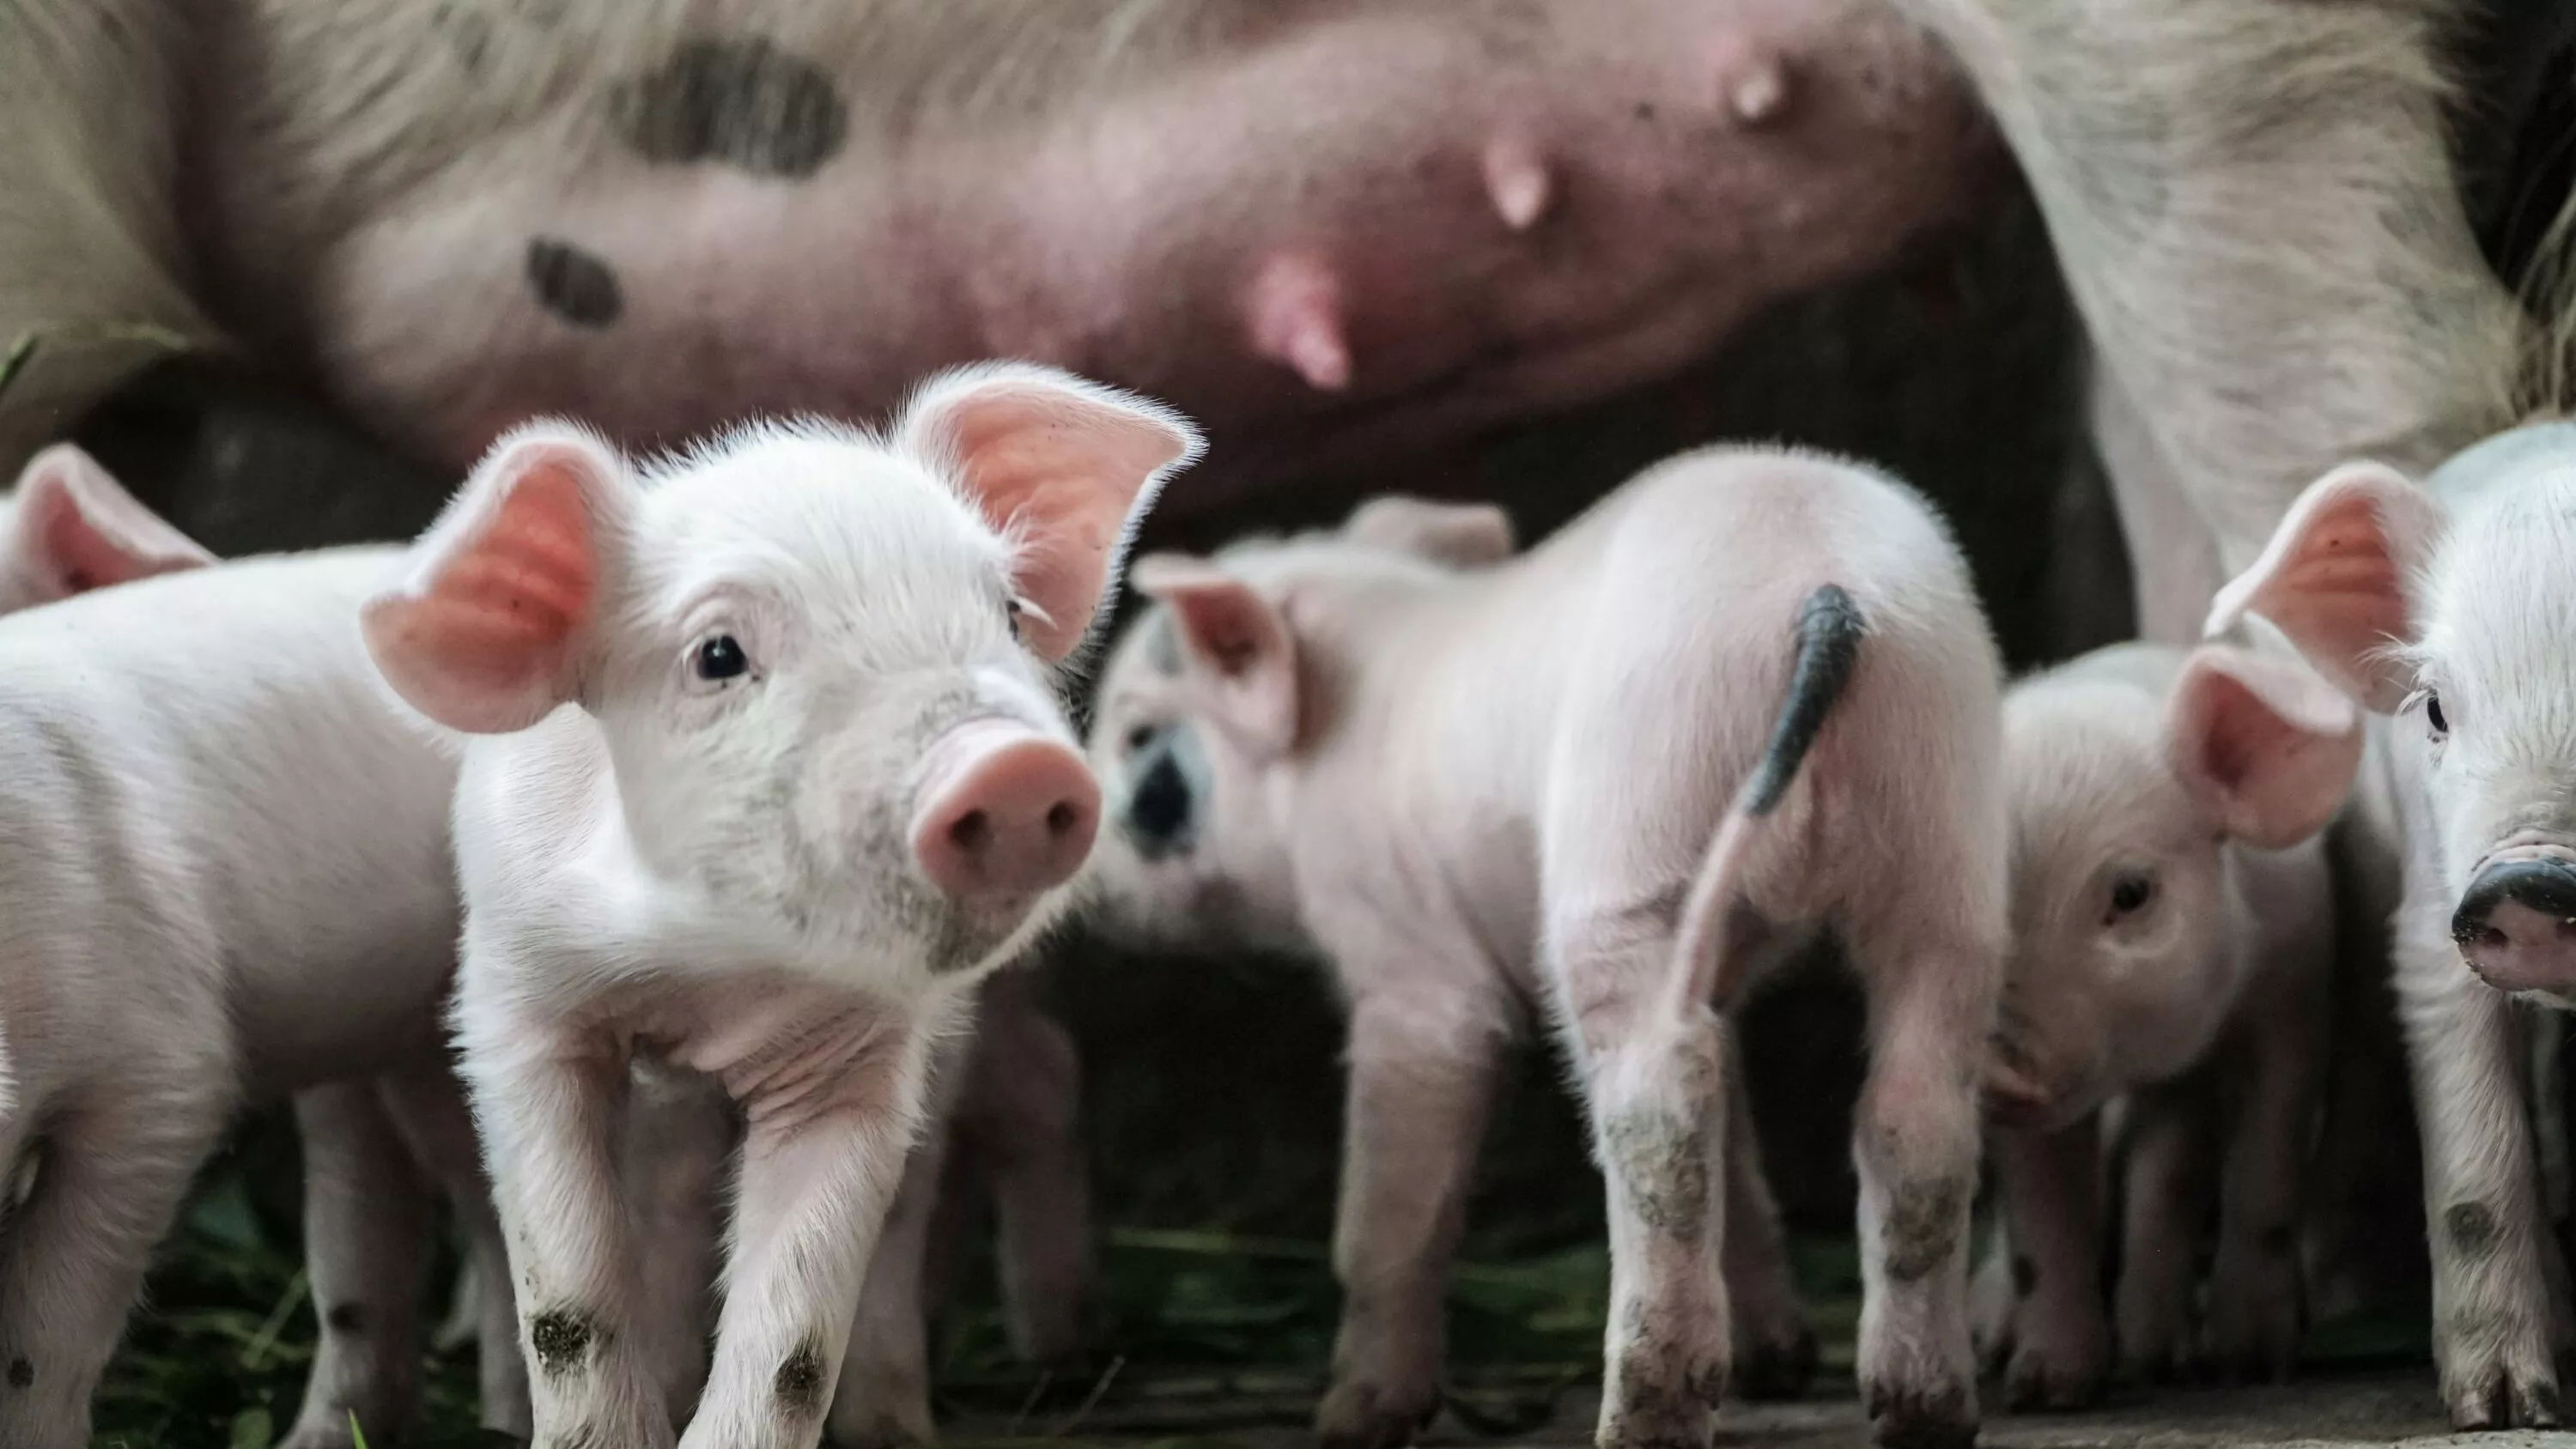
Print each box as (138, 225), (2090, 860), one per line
(2166, 643), (2363, 850)
(3, 444), (215, 603)
(1342, 495), (1516, 568)
(362, 423), (631, 734)
(897, 363), (1203, 664)
(2204, 460), (2442, 712)
(1130, 553), (1298, 760)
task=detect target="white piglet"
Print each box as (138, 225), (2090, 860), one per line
(0, 443), (532, 1449)
(361, 364), (1198, 1449)
(1971, 642), (2357, 1404)
(2210, 421), (2576, 1428)
(1084, 453), (2009, 1449)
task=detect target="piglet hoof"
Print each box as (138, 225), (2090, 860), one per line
(2444, 1357), (2561, 1431)
(1862, 1377), (1977, 1449)
(1595, 1361), (1722, 1449)
(2205, 1251), (2301, 1385)
(1729, 1325), (1819, 1402)
(2002, 1342), (2107, 1413)
(825, 1382), (938, 1449)
(1315, 1375), (1439, 1449)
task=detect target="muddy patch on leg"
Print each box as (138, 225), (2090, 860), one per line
(775, 1335), (827, 1418)
(1601, 1109), (1712, 1240)
(1864, 1374), (1976, 1449)
(1879, 1177), (1966, 1283)
(6, 1356), (29, 1388)
(2446, 1201), (2500, 1260)
(528, 1307), (598, 1377)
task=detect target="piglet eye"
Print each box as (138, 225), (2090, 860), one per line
(2426, 691), (2449, 737)
(694, 635), (749, 682)
(1006, 599), (1024, 643)
(1125, 723), (1157, 754)
(2107, 871), (2155, 920)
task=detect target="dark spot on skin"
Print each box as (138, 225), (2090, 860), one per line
(2258, 1223), (2297, 1258)
(2012, 1256), (2038, 1298)
(325, 1303), (366, 1335)
(2446, 1201), (2500, 1259)
(528, 1308), (596, 1376)
(1879, 1176), (1966, 1284)
(1601, 1109), (1712, 1240)
(7, 1358), (29, 1388)
(526, 239), (623, 327)
(775, 1336), (826, 1415)
(611, 38), (849, 179)
(1634, 100), (1658, 121)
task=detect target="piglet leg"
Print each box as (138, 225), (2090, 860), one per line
(1313, 972), (1502, 1449)
(284, 1082), (434, 1449)
(2393, 916), (2561, 1428)
(2112, 1083), (2214, 1383)
(379, 1063), (533, 1437)
(462, 1013), (671, 1449)
(1845, 937), (1986, 1449)
(680, 1033), (934, 1449)
(1719, 1081), (1815, 1402)
(1990, 1116), (2108, 1410)
(968, 971), (1098, 1369)
(829, 1037), (968, 1449)
(0, 1078), (227, 1449)
(2205, 974), (2330, 1383)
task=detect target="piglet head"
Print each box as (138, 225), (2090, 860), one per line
(364, 362), (1200, 978)
(0, 444), (216, 614)
(1990, 642), (2359, 1129)
(2212, 427), (2576, 1006)
(1084, 557), (1308, 954)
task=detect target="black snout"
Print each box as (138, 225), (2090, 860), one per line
(1121, 749), (1195, 858)
(2451, 859), (2576, 943)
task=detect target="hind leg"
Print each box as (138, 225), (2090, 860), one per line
(285, 1081), (435, 1449)
(380, 1063), (532, 1437)
(0, 1079), (227, 1449)
(1843, 921), (1993, 1449)
(1718, 1068), (1814, 1401)
(957, 968), (1097, 1371)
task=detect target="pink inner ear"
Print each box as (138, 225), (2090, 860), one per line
(17, 455), (213, 596)
(366, 448), (602, 732)
(2182, 660), (2360, 849)
(941, 386), (1191, 662)
(2263, 491), (2409, 660)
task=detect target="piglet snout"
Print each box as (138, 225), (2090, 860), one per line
(912, 722), (1101, 903)
(2453, 858), (2576, 994)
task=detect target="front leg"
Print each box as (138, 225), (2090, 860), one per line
(828, 1035), (969, 1449)
(2394, 919), (2562, 1428)
(459, 1005), (667, 1449)
(1992, 1116), (2109, 1410)
(1316, 987), (1504, 1449)
(2112, 1082), (2215, 1384)
(2205, 954), (2331, 1383)
(680, 1031), (934, 1449)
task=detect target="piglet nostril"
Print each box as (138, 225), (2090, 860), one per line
(910, 723), (1103, 904)
(2454, 858), (2576, 994)
(949, 809), (993, 855)
(1047, 800), (1080, 837)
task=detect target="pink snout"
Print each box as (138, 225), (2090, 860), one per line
(2452, 857), (2576, 995)
(910, 723), (1101, 904)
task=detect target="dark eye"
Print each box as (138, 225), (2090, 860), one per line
(1125, 723), (1157, 754)
(2107, 871), (2155, 919)
(2426, 691), (2448, 737)
(694, 635), (749, 682)
(1006, 599), (1024, 643)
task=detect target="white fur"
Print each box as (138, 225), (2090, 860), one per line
(2215, 422), (2576, 1426)
(1973, 643), (2342, 1403)
(1087, 452), (2008, 1448)
(0, 547), (524, 1448)
(408, 367), (1186, 1449)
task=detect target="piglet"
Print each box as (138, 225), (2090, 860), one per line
(1970, 641), (2357, 1405)
(2207, 426), (2576, 1427)
(1084, 452), (2008, 1449)
(361, 363), (1198, 1449)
